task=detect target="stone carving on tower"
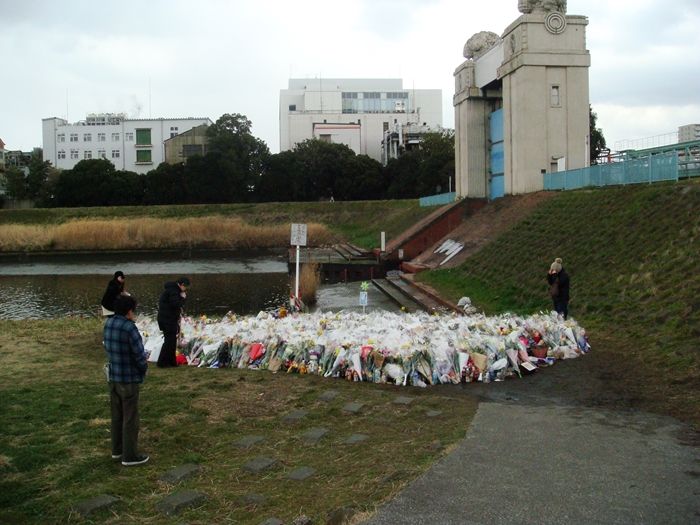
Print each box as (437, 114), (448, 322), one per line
(518, 0), (567, 14)
(463, 31), (501, 60)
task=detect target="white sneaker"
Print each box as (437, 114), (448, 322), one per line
(122, 454), (149, 466)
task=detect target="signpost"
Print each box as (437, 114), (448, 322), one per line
(290, 223), (307, 309)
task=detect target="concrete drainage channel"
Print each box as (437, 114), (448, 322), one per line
(371, 274), (457, 314)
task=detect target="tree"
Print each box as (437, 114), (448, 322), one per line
(25, 148), (51, 200)
(3, 167), (28, 200)
(385, 129), (455, 198)
(52, 159), (143, 207)
(205, 113), (271, 199)
(590, 106), (607, 165)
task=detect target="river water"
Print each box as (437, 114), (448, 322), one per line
(0, 252), (396, 320)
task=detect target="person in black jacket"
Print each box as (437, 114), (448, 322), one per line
(101, 271), (126, 316)
(156, 277), (190, 368)
(547, 258), (570, 319)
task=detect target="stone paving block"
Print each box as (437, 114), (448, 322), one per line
(292, 515), (313, 525)
(302, 427), (329, 444)
(342, 402), (364, 414)
(243, 456), (278, 473)
(233, 435), (265, 449)
(156, 490), (207, 516)
(159, 463), (202, 484)
(282, 409), (308, 423)
(393, 396), (415, 405)
(74, 494), (120, 517)
(344, 433), (369, 445)
(287, 466), (316, 481)
(260, 518), (284, 525)
(318, 389), (339, 402)
(426, 410), (443, 418)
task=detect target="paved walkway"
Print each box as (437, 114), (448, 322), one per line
(364, 394), (699, 524)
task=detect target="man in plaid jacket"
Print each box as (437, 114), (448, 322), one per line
(103, 294), (149, 466)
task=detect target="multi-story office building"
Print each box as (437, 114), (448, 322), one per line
(42, 114), (212, 174)
(678, 124), (700, 143)
(279, 78), (442, 163)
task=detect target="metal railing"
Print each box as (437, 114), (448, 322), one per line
(544, 152), (680, 191)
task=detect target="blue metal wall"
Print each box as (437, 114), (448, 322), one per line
(489, 109), (504, 199)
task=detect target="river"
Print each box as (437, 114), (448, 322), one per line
(0, 252), (397, 320)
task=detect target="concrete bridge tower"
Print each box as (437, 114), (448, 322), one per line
(454, 0), (590, 199)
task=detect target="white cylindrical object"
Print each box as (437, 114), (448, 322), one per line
(381, 231), (386, 251)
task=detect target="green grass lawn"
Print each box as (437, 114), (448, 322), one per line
(0, 319), (476, 524)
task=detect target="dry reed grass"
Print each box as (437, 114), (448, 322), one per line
(0, 217), (337, 251)
(298, 262), (321, 305)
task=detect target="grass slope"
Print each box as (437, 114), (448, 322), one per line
(421, 180), (700, 424)
(0, 200), (436, 251)
(0, 319), (476, 524)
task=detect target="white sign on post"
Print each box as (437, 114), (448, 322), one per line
(291, 223), (308, 309)
(290, 223), (308, 246)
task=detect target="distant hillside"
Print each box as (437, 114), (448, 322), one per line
(421, 180), (700, 425)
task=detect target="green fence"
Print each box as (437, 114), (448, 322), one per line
(544, 152), (679, 190)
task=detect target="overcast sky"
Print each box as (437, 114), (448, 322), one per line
(1, 0), (698, 153)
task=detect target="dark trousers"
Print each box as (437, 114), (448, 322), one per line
(553, 299), (569, 320)
(157, 322), (178, 367)
(109, 382), (141, 461)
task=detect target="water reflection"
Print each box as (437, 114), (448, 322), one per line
(0, 254), (399, 320)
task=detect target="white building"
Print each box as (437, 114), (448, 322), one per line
(279, 79), (442, 163)
(678, 124), (700, 143)
(42, 114), (212, 174)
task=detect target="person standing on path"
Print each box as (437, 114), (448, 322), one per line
(103, 294), (149, 466)
(547, 257), (570, 319)
(101, 271), (126, 316)
(156, 277), (190, 368)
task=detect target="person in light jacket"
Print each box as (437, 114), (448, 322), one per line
(156, 277), (190, 368)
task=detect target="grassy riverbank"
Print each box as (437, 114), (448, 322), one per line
(420, 180), (700, 426)
(0, 319), (477, 524)
(0, 200), (435, 252)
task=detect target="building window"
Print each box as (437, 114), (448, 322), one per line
(289, 104), (296, 111)
(58, 150), (66, 159)
(98, 149), (106, 159)
(125, 132), (134, 141)
(183, 144), (203, 158)
(83, 133), (92, 142)
(57, 133), (65, 142)
(84, 150), (92, 159)
(70, 133), (78, 142)
(112, 150), (120, 159)
(319, 134), (332, 143)
(135, 128), (151, 146)
(70, 149), (79, 159)
(550, 85), (561, 107)
(169, 126), (179, 138)
(136, 149), (152, 163)
(112, 132), (120, 141)
(97, 133), (106, 142)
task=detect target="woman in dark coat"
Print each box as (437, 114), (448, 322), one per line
(547, 258), (570, 319)
(156, 277), (190, 368)
(101, 271), (125, 316)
